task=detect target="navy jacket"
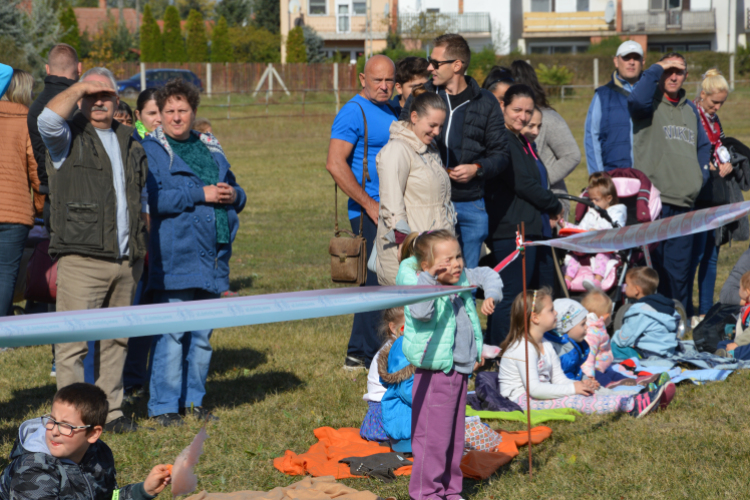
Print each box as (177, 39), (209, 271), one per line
(141, 128), (246, 294)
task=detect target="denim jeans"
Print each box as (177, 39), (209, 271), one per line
(0, 223), (29, 316)
(346, 215), (383, 365)
(654, 204), (694, 311)
(453, 199), (489, 270)
(688, 229), (719, 317)
(147, 288), (219, 417)
(123, 269), (153, 388)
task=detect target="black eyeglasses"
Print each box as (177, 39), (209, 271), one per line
(428, 58), (458, 68)
(41, 415), (91, 436)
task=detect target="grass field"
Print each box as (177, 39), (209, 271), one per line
(4, 88), (750, 500)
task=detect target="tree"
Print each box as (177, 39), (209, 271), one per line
(211, 16), (233, 62)
(252, 0), (279, 34)
(162, 5), (186, 62)
(185, 9), (208, 62)
(59, 3), (81, 53)
(302, 26), (325, 63)
(286, 26), (306, 63)
(176, 0), (215, 19)
(229, 25), (279, 63)
(140, 3), (163, 62)
(215, 0), (250, 27)
(146, 0), (170, 19)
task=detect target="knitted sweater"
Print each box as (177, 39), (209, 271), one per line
(0, 101), (42, 226)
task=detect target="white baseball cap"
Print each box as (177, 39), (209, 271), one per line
(616, 40), (644, 58)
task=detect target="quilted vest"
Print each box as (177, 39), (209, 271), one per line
(398, 256), (483, 373)
(47, 114), (147, 262)
(597, 77), (633, 171)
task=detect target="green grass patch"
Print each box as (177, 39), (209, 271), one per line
(4, 92), (750, 499)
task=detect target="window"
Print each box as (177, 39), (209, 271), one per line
(576, 0), (589, 11)
(552, 45), (572, 54)
(649, 0), (664, 10)
(309, 0), (327, 15)
(426, 8), (439, 13)
(353, 1), (366, 15)
(530, 46), (549, 54)
(689, 43), (711, 51)
(667, 0), (681, 9)
(337, 4), (350, 32)
(531, 0), (552, 12)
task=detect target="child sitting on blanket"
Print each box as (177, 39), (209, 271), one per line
(562, 172), (627, 291)
(543, 298), (590, 381)
(580, 290), (614, 377)
(716, 271), (750, 359)
(377, 321), (416, 453)
(360, 307), (404, 443)
(0, 383), (171, 500)
(498, 288), (674, 418)
(612, 267), (680, 359)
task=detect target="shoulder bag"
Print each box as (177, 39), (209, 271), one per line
(329, 103), (369, 285)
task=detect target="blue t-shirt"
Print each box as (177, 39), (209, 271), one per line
(330, 94), (398, 219)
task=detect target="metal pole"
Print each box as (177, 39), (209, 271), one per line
(227, 92), (230, 120)
(140, 62), (146, 93)
(267, 63), (273, 114)
(593, 58), (599, 89)
(730, 53), (736, 91)
(333, 63), (340, 114)
(520, 222), (533, 479)
(207, 63), (212, 98)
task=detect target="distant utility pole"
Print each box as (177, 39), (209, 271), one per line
(366, 0), (372, 60)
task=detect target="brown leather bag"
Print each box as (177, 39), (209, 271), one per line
(330, 103), (369, 285)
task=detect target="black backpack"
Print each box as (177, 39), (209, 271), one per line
(692, 303), (742, 353)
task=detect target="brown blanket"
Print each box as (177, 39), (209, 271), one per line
(184, 476), (386, 500)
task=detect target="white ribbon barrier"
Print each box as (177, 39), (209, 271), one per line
(0, 286), (472, 348)
(528, 201), (750, 254)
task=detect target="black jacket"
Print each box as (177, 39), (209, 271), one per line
(485, 132), (562, 240)
(28, 76), (77, 193)
(399, 76), (509, 202)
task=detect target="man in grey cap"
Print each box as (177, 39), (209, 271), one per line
(584, 40), (644, 174)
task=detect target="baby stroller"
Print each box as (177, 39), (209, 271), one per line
(552, 168), (662, 307)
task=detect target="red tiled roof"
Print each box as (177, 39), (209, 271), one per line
(74, 7), (142, 35)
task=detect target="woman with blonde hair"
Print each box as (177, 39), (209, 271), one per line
(3, 68), (34, 106)
(689, 68), (749, 323)
(0, 68), (43, 316)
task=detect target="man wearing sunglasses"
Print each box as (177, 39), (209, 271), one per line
(584, 40), (644, 174)
(399, 34), (507, 271)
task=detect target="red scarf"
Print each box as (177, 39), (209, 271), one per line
(694, 98), (723, 165)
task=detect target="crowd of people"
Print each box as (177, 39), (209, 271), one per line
(0, 43), (246, 433)
(1, 31), (750, 500)
(326, 34), (750, 500)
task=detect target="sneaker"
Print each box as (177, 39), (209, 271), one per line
(123, 385), (145, 405)
(582, 278), (602, 292)
(659, 382), (676, 410)
(104, 416), (139, 433)
(50, 361), (56, 378)
(343, 355), (367, 371)
(221, 290), (239, 298)
(629, 384), (666, 419)
(154, 413), (184, 427)
(656, 372), (671, 386)
(714, 348), (731, 358)
(182, 406), (219, 422)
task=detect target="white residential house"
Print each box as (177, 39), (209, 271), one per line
(520, 0), (746, 55)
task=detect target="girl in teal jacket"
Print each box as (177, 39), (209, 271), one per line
(397, 230), (502, 500)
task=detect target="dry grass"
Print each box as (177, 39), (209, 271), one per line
(3, 88), (750, 500)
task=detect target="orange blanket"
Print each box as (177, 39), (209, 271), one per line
(460, 426), (552, 480)
(274, 426), (552, 480)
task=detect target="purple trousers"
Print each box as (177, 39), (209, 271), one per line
(410, 368), (467, 500)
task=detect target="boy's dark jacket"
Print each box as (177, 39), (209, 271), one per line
(0, 419), (154, 500)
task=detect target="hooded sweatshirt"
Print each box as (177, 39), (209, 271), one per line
(612, 293), (680, 357)
(0, 419), (154, 500)
(628, 64), (711, 208)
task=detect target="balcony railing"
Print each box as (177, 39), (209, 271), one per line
(398, 12), (491, 35)
(622, 9), (716, 33)
(523, 11), (612, 34)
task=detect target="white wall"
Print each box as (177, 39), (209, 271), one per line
(691, 0), (712, 10)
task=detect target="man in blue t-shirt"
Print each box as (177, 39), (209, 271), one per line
(326, 54), (398, 370)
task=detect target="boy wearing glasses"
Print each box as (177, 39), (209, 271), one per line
(0, 383), (171, 500)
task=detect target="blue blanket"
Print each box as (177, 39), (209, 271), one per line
(637, 341), (750, 370)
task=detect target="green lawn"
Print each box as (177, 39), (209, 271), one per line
(3, 89), (750, 499)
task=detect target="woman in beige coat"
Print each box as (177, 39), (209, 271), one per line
(375, 87), (455, 285)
